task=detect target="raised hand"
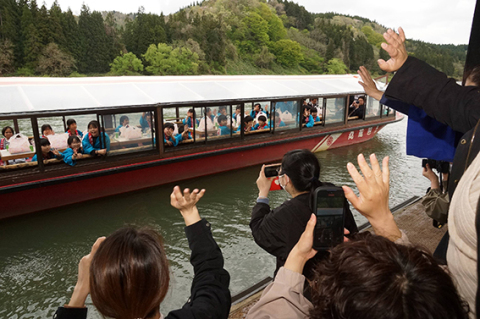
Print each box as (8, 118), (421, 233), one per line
(357, 66), (383, 101)
(377, 27), (408, 73)
(256, 165), (274, 198)
(68, 236), (106, 307)
(284, 214), (318, 274)
(170, 186), (205, 226)
(343, 154), (401, 241)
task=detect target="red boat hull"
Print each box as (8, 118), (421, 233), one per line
(1, 125), (384, 219)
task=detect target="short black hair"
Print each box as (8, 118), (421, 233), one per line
(177, 124), (185, 134)
(244, 116), (254, 123)
(67, 135), (81, 145)
(217, 114), (227, 124)
(188, 108), (195, 116)
(39, 137), (51, 146)
(66, 119), (77, 128)
(41, 124), (53, 134)
(236, 105), (241, 110)
(358, 96), (366, 102)
(2, 126), (14, 136)
(120, 115), (129, 125)
(87, 120), (100, 129)
(258, 115), (267, 122)
(254, 103), (261, 109)
(219, 106), (227, 112)
(204, 107), (211, 115)
(311, 108), (318, 114)
(164, 122), (175, 130)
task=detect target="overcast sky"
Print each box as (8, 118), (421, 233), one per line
(43, 0), (476, 45)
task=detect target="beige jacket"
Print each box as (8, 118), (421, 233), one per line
(246, 232), (410, 319)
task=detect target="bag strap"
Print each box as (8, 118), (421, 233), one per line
(465, 118), (480, 172)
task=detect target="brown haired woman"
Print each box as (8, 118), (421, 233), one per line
(247, 154), (469, 319)
(53, 186), (231, 319)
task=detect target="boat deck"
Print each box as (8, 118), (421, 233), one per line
(228, 197), (447, 318)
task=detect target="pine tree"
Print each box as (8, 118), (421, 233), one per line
(21, 2), (41, 69)
(37, 4), (51, 46)
(49, 1), (66, 49)
(62, 9), (81, 63)
(0, 0), (22, 66)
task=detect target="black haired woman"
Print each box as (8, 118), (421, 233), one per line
(250, 149), (358, 284)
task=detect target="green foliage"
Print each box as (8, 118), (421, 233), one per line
(326, 58), (347, 74)
(68, 71), (87, 77)
(361, 25), (384, 48)
(16, 66), (34, 76)
(0, 39), (15, 74)
(110, 52), (144, 75)
(143, 43), (199, 75)
(36, 42), (75, 76)
(271, 39), (303, 67)
(254, 46), (275, 68)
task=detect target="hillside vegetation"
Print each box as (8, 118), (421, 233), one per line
(0, 0), (467, 78)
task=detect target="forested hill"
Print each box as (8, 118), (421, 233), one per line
(0, 0), (467, 78)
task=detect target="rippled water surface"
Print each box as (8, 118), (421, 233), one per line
(0, 118), (430, 318)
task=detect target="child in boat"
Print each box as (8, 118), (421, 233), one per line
(41, 124), (55, 137)
(302, 106), (314, 128)
(270, 111), (286, 129)
(63, 135), (85, 166)
(0, 126), (14, 151)
(197, 108), (215, 134)
(164, 122), (183, 147)
(311, 108), (321, 122)
(140, 112), (152, 133)
(234, 105), (242, 127)
(183, 109), (198, 129)
(235, 115), (254, 133)
(250, 103), (266, 122)
(82, 120), (110, 156)
(115, 116), (129, 134)
(217, 115), (235, 136)
(66, 119), (83, 138)
(32, 138), (63, 162)
(253, 115), (268, 130)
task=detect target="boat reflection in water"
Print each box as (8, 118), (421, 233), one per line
(0, 75), (400, 219)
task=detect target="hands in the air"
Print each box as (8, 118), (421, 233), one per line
(170, 186), (205, 226)
(378, 27), (408, 73)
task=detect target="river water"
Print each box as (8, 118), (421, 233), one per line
(0, 117), (431, 318)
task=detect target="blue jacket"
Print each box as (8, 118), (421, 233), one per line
(219, 125), (232, 136)
(114, 125), (123, 133)
(164, 134), (183, 147)
(65, 130), (83, 138)
(304, 115), (314, 128)
(62, 148), (85, 166)
(32, 150), (63, 162)
(380, 95), (461, 162)
(314, 116), (321, 122)
(82, 133), (110, 155)
(183, 117), (199, 128)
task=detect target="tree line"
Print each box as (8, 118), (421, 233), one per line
(0, 0), (467, 78)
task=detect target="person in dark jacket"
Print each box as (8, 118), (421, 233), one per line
(250, 149), (358, 282)
(53, 186), (231, 319)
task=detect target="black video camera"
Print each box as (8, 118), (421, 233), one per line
(422, 159), (450, 174)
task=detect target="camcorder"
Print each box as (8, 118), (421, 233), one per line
(422, 159), (450, 174)
(312, 186), (345, 250)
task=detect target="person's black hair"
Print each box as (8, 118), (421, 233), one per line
(311, 108), (318, 114)
(244, 116), (254, 123)
(217, 114), (227, 124)
(177, 124), (185, 134)
(41, 124), (53, 134)
(188, 108), (195, 116)
(119, 115), (129, 125)
(358, 96), (366, 102)
(67, 135), (81, 145)
(254, 103), (262, 110)
(66, 119), (77, 128)
(258, 115), (267, 122)
(39, 137), (51, 147)
(87, 120), (99, 129)
(2, 126), (14, 136)
(280, 149), (322, 208)
(464, 65), (480, 86)
(164, 122), (175, 130)
(219, 106), (227, 112)
(204, 107), (211, 115)
(236, 105), (241, 110)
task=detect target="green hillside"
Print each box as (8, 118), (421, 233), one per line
(0, 0), (467, 78)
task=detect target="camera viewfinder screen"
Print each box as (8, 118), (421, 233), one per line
(315, 194), (344, 247)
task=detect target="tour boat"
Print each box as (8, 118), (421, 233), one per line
(0, 74), (400, 219)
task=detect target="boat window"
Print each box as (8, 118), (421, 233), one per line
(245, 101), (271, 135)
(107, 111), (156, 155)
(365, 96), (381, 118)
(162, 106), (196, 148)
(273, 100), (299, 131)
(301, 97), (323, 128)
(0, 118), (36, 169)
(325, 97), (346, 125)
(383, 105), (395, 117)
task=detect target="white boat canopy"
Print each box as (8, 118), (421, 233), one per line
(0, 74), (372, 116)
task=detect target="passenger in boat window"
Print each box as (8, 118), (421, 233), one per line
(236, 115), (254, 133)
(41, 124), (55, 138)
(66, 119), (83, 138)
(250, 103), (266, 122)
(217, 115), (235, 136)
(182, 109), (198, 130)
(115, 116), (129, 133)
(253, 115), (268, 130)
(270, 111), (286, 129)
(63, 135), (85, 166)
(197, 108), (215, 134)
(349, 96), (366, 119)
(217, 106), (230, 125)
(302, 106), (314, 128)
(311, 108), (321, 122)
(0, 126), (14, 150)
(164, 122), (183, 147)
(176, 124), (191, 141)
(140, 112), (153, 133)
(82, 120), (109, 156)
(234, 105), (242, 127)
(32, 138), (63, 162)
